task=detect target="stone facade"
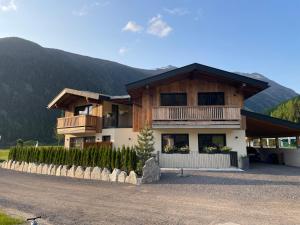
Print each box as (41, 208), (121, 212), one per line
(91, 167), (101, 180)
(55, 165), (63, 176)
(101, 168), (110, 181)
(61, 165), (69, 176)
(118, 171), (127, 183)
(37, 164), (44, 174)
(2, 160), (160, 185)
(109, 169), (121, 182)
(125, 171), (138, 185)
(67, 165), (76, 178)
(83, 167), (92, 179)
(74, 166), (84, 179)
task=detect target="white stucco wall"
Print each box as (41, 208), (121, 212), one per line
(152, 128), (247, 159)
(96, 128), (139, 149)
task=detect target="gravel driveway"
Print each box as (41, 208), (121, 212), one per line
(0, 164), (299, 225)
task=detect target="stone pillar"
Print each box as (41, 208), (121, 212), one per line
(260, 138), (263, 149)
(296, 136), (300, 149)
(275, 137), (280, 149)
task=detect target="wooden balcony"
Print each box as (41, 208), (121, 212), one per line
(152, 106), (241, 128)
(57, 115), (100, 134)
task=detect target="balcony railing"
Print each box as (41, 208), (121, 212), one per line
(57, 115), (99, 133)
(152, 106), (241, 121)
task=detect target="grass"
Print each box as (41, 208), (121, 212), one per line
(0, 212), (24, 225)
(0, 149), (9, 162)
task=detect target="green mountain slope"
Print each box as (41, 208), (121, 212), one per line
(269, 96), (300, 123)
(0, 37), (298, 146)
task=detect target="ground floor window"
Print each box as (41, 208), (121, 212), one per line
(198, 134), (226, 153)
(162, 134), (189, 154)
(102, 135), (111, 142)
(70, 136), (95, 149)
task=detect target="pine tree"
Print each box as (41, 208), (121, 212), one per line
(115, 149), (121, 169)
(135, 125), (155, 166)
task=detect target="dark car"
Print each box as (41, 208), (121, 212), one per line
(247, 147), (261, 162)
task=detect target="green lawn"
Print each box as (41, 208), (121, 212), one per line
(0, 150), (9, 162)
(0, 212), (24, 225)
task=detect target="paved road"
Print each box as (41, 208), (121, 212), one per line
(0, 164), (299, 225)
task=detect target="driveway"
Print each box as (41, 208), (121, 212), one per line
(0, 164), (299, 225)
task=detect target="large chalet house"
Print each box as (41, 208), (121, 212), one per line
(48, 63), (300, 168)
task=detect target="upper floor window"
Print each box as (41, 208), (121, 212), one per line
(198, 92), (225, 106)
(160, 93), (187, 106)
(74, 104), (93, 116)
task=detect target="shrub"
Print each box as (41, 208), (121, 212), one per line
(8, 145), (137, 172)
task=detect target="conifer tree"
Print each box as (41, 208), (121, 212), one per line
(135, 125), (155, 165)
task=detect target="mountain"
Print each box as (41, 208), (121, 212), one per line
(269, 96), (300, 123)
(240, 73), (298, 112)
(0, 37), (298, 147)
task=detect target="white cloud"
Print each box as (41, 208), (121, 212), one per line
(118, 47), (128, 55)
(0, 0), (17, 12)
(147, 15), (172, 38)
(122, 21), (143, 32)
(72, 6), (88, 16)
(164, 8), (189, 16)
(73, 1), (109, 16)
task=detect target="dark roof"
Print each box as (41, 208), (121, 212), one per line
(242, 109), (300, 137)
(126, 63), (269, 92)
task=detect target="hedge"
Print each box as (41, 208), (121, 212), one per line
(8, 146), (137, 172)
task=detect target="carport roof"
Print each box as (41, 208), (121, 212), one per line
(242, 110), (300, 138)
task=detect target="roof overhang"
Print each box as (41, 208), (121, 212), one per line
(242, 110), (300, 138)
(126, 63), (269, 99)
(47, 88), (131, 109)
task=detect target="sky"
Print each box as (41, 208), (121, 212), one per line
(0, 0), (300, 92)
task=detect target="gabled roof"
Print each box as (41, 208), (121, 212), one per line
(126, 63), (269, 99)
(47, 88), (130, 109)
(242, 109), (300, 137)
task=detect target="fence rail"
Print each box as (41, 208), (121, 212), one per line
(152, 106), (241, 121)
(158, 151), (233, 168)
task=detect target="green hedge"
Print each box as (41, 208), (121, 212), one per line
(8, 146), (137, 172)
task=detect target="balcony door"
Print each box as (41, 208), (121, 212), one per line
(74, 104), (93, 116)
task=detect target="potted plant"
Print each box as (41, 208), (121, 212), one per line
(240, 155), (249, 170)
(204, 146), (218, 154)
(178, 145), (190, 154)
(164, 145), (174, 154)
(220, 146), (232, 153)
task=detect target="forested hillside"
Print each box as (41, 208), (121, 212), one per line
(0, 37), (298, 147)
(269, 96), (300, 123)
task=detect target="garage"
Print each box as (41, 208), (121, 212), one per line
(242, 110), (300, 167)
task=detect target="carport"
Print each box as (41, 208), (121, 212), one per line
(242, 110), (300, 167)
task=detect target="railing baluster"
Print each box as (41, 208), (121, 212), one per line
(152, 106), (240, 121)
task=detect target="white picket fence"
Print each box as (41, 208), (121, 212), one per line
(158, 151), (231, 168)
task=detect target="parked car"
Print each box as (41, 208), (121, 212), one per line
(247, 147), (261, 162)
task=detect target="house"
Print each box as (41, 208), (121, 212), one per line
(48, 63), (300, 168)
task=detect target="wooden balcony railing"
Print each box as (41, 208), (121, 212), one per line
(152, 106), (241, 121)
(57, 115), (99, 129)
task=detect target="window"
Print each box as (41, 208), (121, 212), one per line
(74, 105), (93, 116)
(162, 134), (189, 153)
(198, 92), (225, 105)
(160, 93), (187, 106)
(102, 135), (111, 142)
(70, 136), (95, 149)
(198, 134), (226, 152)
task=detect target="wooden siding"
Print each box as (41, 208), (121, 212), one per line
(132, 78), (244, 131)
(57, 115), (100, 134)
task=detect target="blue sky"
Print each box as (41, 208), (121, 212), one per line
(0, 0), (300, 92)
